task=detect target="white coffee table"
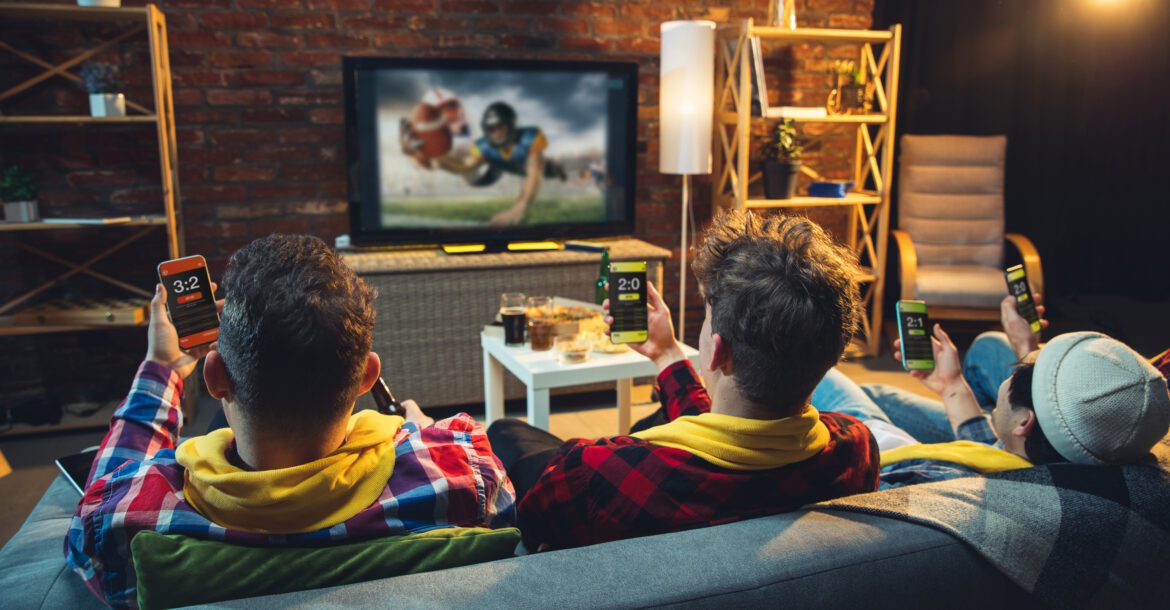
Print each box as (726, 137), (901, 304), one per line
(481, 329), (700, 434)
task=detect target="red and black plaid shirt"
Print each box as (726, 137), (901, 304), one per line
(517, 360), (879, 550)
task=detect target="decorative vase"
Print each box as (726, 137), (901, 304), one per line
(77, 0), (122, 7)
(763, 161), (800, 200)
(89, 93), (126, 117)
(3, 201), (39, 223)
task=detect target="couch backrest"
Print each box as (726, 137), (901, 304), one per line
(898, 134), (1006, 268)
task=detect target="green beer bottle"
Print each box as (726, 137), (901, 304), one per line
(595, 249), (610, 305)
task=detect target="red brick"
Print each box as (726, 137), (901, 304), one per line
(186, 221), (251, 238)
(173, 70), (231, 87)
(244, 146), (313, 162)
(236, 32), (304, 49)
(207, 89), (273, 106)
(218, 203), (284, 219)
(210, 129), (273, 146)
(620, 5), (676, 20)
(237, 70), (307, 86)
(473, 16), (530, 31)
(341, 15), (405, 29)
(563, 2), (615, 17)
(250, 184), (319, 199)
(173, 88), (204, 106)
(373, 0), (435, 11)
(307, 0), (369, 8)
(182, 185), (247, 203)
(279, 128), (337, 144)
(170, 31), (231, 47)
(276, 91), (342, 105)
(613, 37), (658, 54)
(287, 200), (346, 215)
(310, 69), (343, 86)
(828, 13), (871, 29)
(176, 128), (205, 146)
(304, 33), (373, 49)
(251, 219), (311, 234)
(372, 32), (432, 48)
(214, 167), (278, 182)
(207, 51), (274, 69)
(199, 12), (269, 29)
(176, 109), (234, 124)
(238, 0), (303, 7)
(439, 34), (497, 47)
(66, 170), (136, 187)
(499, 35), (555, 49)
(109, 187), (164, 205)
(543, 18), (589, 34)
(183, 148), (243, 164)
(241, 108), (308, 122)
(280, 164), (340, 181)
(559, 36), (612, 52)
(180, 167), (209, 184)
(309, 108), (343, 124)
(281, 52), (343, 67)
(271, 14), (336, 29)
(445, 0), (498, 13)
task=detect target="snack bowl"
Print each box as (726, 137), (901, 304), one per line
(554, 334), (592, 365)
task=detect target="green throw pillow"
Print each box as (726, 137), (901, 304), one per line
(131, 527), (520, 609)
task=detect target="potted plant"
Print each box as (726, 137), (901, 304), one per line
(0, 166), (39, 223)
(79, 62), (125, 118)
(829, 60), (869, 114)
(762, 119), (802, 200)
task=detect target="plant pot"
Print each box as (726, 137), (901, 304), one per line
(763, 161), (801, 200)
(77, 0), (122, 7)
(3, 201), (39, 223)
(89, 93), (126, 118)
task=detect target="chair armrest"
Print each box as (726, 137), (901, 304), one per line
(1004, 233), (1044, 299)
(890, 229), (918, 301)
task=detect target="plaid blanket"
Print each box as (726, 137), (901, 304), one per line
(817, 436), (1170, 608)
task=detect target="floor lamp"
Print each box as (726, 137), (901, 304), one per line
(660, 20), (715, 341)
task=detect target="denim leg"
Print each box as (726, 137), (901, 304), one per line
(811, 368), (893, 424)
(963, 331), (1018, 409)
(860, 384), (954, 444)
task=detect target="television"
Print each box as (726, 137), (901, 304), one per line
(343, 56), (639, 248)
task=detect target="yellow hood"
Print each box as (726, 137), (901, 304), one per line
(631, 408), (829, 471)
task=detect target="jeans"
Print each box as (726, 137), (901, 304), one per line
(811, 332), (1018, 446)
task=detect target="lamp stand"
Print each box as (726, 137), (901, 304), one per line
(678, 174), (690, 342)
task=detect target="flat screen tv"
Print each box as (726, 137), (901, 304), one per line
(343, 56), (639, 248)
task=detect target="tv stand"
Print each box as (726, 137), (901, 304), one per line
(441, 240), (561, 255)
(342, 238), (669, 408)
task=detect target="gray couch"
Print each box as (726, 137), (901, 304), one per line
(0, 476), (1033, 609)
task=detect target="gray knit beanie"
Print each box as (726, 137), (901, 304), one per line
(1032, 332), (1170, 465)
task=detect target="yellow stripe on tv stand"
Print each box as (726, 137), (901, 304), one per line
(507, 241), (561, 251)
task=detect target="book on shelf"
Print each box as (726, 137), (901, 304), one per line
(726, 37), (770, 117)
(765, 106), (829, 119)
(42, 216), (134, 225)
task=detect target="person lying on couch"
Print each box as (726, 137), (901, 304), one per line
(489, 212), (880, 550)
(65, 235), (516, 608)
(812, 299), (1170, 487)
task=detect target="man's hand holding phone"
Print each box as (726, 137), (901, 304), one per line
(893, 323), (964, 395)
(1000, 292), (1048, 359)
(603, 280), (684, 372)
(147, 282), (224, 380)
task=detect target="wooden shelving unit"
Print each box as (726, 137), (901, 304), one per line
(0, 3), (183, 436)
(713, 20), (902, 357)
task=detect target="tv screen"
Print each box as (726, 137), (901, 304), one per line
(344, 57), (639, 247)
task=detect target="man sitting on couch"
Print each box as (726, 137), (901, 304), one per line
(65, 235), (515, 608)
(812, 295), (1170, 487)
(489, 212), (880, 550)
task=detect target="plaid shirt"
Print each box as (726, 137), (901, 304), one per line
(517, 360), (879, 550)
(65, 361), (516, 609)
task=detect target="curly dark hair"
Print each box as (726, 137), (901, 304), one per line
(691, 211), (861, 415)
(216, 234), (376, 436)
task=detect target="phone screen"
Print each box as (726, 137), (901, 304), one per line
(897, 300), (934, 371)
(158, 255), (219, 349)
(55, 448), (98, 496)
(1004, 265), (1041, 334)
(608, 261), (648, 344)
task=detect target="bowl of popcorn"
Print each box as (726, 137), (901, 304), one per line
(555, 334), (593, 365)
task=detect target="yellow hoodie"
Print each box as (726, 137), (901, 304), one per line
(631, 408), (830, 471)
(175, 410), (403, 534)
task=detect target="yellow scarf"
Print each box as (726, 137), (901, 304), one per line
(881, 440), (1033, 474)
(175, 410), (403, 534)
(631, 408), (830, 471)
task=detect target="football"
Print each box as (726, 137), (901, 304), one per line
(405, 102), (453, 161)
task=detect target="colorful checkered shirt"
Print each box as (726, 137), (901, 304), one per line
(517, 360), (880, 550)
(65, 361), (516, 609)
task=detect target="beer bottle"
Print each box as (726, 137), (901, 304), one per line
(595, 249), (610, 305)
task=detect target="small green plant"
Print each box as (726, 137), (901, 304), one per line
(0, 166), (38, 202)
(833, 60), (865, 85)
(79, 62), (121, 94)
(773, 119), (803, 163)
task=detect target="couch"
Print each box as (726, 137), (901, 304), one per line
(0, 476), (1032, 609)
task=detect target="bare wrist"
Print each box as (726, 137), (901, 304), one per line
(652, 344), (687, 372)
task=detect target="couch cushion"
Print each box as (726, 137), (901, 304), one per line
(916, 264), (1007, 309)
(0, 477), (102, 610)
(133, 526), (520, 609)
(189, 510), (1032, 609)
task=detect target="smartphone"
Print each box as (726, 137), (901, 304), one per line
(608, 261), (648, 344)
(55, 448), (98, 496)
(896, 300), (934, 371)
(157, 255), (220, 349)
(1004, 264), (1042, 335)
(371, 377), (403, 417)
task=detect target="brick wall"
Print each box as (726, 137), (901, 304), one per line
(1, 0), (874, 344)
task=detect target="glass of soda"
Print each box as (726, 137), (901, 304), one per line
(527, 296), (554, 351)
(500, 292), (527, 346)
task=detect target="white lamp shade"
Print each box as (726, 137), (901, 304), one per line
(659, 20), (715, 175)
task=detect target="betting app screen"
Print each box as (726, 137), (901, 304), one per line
(897, 300), (934, 371)
(158, 256), (219, 349)
(1005, 265), (1041, 334)
(608, 261), (648, 344)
